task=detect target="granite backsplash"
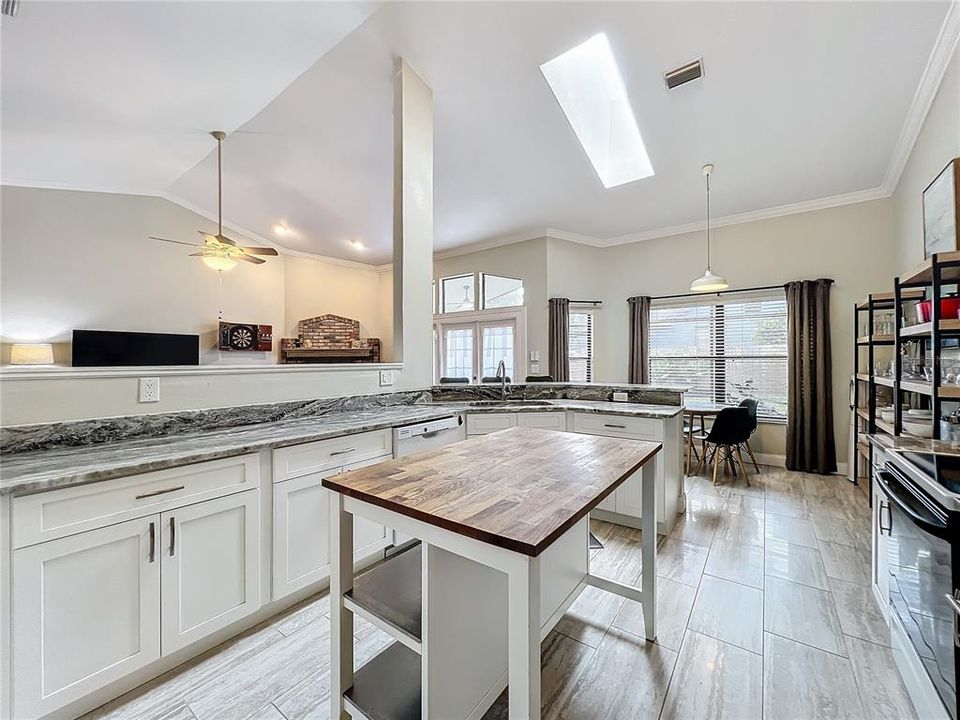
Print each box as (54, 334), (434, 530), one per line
(430, 382), (685, 406)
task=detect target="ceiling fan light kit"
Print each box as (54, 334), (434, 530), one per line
(690, 162), (729, 293)
(149, 130), (279, 271)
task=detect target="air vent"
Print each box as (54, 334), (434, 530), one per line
(664, 59), (703, 89)
(1, 0), (20, 17)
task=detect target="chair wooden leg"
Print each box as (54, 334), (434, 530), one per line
(711, 444), (721, 485)
(685, 431), (694, 475)
(745, 440), (761, 473)
(735, 446), (751, 487)
(695, 440), (708, 476)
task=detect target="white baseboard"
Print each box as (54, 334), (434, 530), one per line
(755, 452), (849, 477)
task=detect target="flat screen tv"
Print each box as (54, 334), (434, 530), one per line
(72, 329), (200, 367)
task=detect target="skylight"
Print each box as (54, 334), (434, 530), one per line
(540, 33), (654, 189)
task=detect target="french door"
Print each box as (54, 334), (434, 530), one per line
(438, 317), (518, 382)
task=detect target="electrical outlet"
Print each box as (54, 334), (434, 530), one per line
(379, 369), (394, 387)
(612, 391), (629, 402)
(139, 377), (160, 403)
(530, 363), (540, 374)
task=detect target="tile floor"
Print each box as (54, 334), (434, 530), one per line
(82, 467), (919, 720)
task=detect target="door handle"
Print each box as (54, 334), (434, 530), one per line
(946, 592), (960, 648)
(136, 485), (185, 500)
(878, 500), (892, 536)
(169, 517), (176, 557)
(330, 447), (356, 456)
(148, 521), (156, 563)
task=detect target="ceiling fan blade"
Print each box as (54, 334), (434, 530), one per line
(198, 231), (220, 245)
(241, 247), (279, 256)
(237, 254), (266, 265)
(188, 251), (212, 257)
(149, 236), (202, 247)
(216, 233), (237, 247)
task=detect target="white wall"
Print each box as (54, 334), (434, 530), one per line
(893, 46), (960, 271)
(0, 61), (433, 425)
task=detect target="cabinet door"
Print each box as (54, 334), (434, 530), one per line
(161, 491), (260, 654)
(342, 455), (391, 556)
(466, 413), (517, 436)
(516, 412), (566, 431)
(272, 469), (337, 600)
(615, 471), (643, 517)
(872, 477), (890, 620)
(12, 516), (161, 718)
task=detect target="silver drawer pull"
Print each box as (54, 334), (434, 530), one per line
(946, 593), (960, 617)
(148, 522), (156, 563)
(603, 423), (626, 429)
(330, 447), (357, 456)
(135, 485), (185, 500)
(170, 517), (176, 557)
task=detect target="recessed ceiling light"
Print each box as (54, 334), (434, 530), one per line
(273, 223), (289, 236)
(349, 240), (365, 251)
(540, 33), (654, 189)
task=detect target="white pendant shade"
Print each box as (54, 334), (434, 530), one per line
(690, 269), (729, 293)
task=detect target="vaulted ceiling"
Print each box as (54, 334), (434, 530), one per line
(2, 1), (953, 264)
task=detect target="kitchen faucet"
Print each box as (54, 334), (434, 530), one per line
(496, 360), (508, 401)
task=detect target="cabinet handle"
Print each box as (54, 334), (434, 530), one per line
(330, 447), (357, 456)
(604, 423), (626, 429)
(148, 521), (156, 563)
(946, 592), (960, 648)
(169, 517), (176, 557)
(878, 500), (892, 536)
(136, 485), (185, 500)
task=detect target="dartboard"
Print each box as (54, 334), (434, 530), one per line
(229, 326), (254, 350)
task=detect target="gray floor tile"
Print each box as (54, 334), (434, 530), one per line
(764, 576), (846, 656)
(688, 575), (763, 654)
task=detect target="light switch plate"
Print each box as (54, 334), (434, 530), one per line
(379, 369), (394, 387)
(530, 350), (541, 362)
(612, 391), (629, 402)
(138, 377), (160, 403)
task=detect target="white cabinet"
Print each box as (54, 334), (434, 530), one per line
(161, 491), (260, 654)
(872, 475), (890, 621)
(12, 516), (161, 719)
(466, 413), (517, 435)
(516, 412), (567, 431)
(272, 453), (392, 601)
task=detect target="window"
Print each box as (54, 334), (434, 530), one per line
(539, 33), (654, 188)
(441, 275), (475, 313)
(569, 311), (594, 382)
(438, 318), (518, 381)
(481, 273), (524, 309)
(649, 291), (788, 421)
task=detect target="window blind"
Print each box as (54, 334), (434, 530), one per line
(569, 312), (593, 382)
(649, 291), (788, 420)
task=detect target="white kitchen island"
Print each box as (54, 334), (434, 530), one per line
(323, 427), (662, 720)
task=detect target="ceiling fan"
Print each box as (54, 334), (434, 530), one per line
(149, 130), (279, 271)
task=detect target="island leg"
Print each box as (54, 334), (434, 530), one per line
(507, 554), (541, 720)
(641, 454), (659, 641)
(329, 493), (354, 720)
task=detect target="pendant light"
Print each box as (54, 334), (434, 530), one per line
(690, 163), (729, 293)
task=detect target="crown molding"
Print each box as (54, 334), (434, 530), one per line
(881, 0), (960, 195)
(1, 178), (160, 197)
(599, 185), (890, 247)
(432, 228), (552, 260)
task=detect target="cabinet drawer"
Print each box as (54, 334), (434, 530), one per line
(12, 454), (260, 549)
(466, 413), (517, 435)
(272, 429), (392, 482)
(516, 412), (567, 431)
(571, 412), (661, 440)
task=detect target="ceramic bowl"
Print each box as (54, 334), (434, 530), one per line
(903, 420), (934, 438)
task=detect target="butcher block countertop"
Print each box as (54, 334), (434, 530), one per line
(322, 427), (661, 557)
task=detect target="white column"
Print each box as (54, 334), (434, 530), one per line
(641, 451), (660, 641)
(507, 554), (541, 720)
(329, 492), (354, 720)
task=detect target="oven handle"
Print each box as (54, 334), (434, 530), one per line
(877, 470), (950, 540)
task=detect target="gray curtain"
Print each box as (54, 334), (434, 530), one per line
(548, 297), (570, 382)
(627, 296), (651, 384)
(785, 278), (837, 474)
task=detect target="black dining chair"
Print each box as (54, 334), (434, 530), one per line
(439, 376), (470, 384)
(699, 406), (754, 486)
(738, 398), (762, 473)
(525, 374), (555, 382)
(480, 376), (511, 383)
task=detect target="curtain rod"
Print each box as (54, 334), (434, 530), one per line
(570, 299), (602, 305)
(650, 284), (785, 301)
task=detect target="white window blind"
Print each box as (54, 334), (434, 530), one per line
(569, 312), (594, 382)
(649, 291), (788, 421)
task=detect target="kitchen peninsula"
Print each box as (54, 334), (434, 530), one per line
(323, 427), (662, 720)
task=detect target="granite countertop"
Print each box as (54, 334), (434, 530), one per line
(0, 399), (681, 496)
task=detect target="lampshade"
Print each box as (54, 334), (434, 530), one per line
(10, 343), (54, 365)
(690, 269), (730, 293)
(202, 254), (237, 272)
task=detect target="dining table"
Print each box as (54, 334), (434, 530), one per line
(683, 398), (734, 474)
